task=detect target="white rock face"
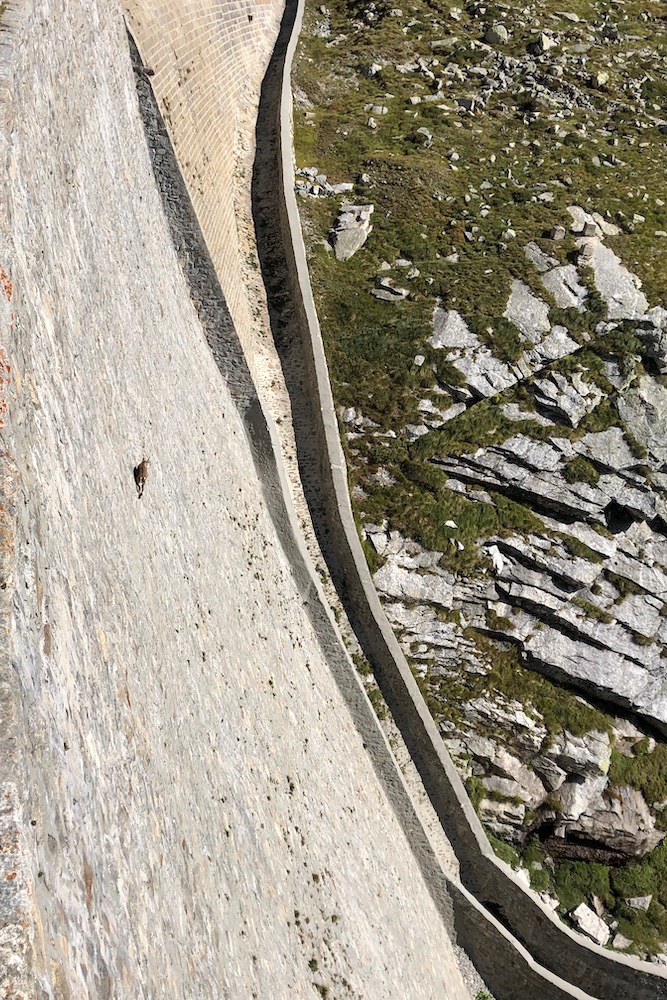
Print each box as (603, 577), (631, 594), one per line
(479, 798), (527, 837)
(571, 904), (610, 947)
(485, 22), (509, 44)
(577, 787), (665, 855)
(524, 241), (559, 272)
(573, 427), (637, 470)
(371, 275), (409, 300)
(550, 731), (611, 777)
(612, 933), (633, 950)
(503, 279), (551, 340)
(452, 347), (517, 397)
(578, 237), (649, 319)
(526, 628), (667, 730)
(532, 371), (602, 427)
(373, 547), (455, 608)
(331, 203), (374, 260)
(555, 775), (608, 821)
(541, 264), (588, 311)
(641, 308), (667, 373)
(468, 738), (547, 807)
(429, 306), (480, 349)
(523, 324), (579, 365)
(617, 376), (667, 466)
(626, 895), (653, 911)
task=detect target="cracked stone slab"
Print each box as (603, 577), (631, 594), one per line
(532, 371), (602, 427)
(503, 279), (551, 341)
(429, 306), (480, 350)
(541, 264), (588, 312)
(525, 626), (667, 732)
(617, 376), (667, 466)
(578, 237), (648, 320)
(330, 203), (374, 260)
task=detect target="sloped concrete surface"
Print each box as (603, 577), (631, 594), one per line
(0, 0), (472, 996)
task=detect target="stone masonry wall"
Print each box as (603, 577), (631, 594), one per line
(122, 0), (281, 376)
(0, 0), (473, 997)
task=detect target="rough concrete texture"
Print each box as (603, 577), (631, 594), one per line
(0, 0), (473, 997)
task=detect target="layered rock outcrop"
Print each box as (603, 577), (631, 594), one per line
(364, 212), (667, 897)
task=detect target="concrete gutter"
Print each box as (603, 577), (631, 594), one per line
(273, 0), (667, 996)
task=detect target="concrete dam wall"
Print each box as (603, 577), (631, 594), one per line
(0, 0), (473, 996)
(1, 0), (666, 997)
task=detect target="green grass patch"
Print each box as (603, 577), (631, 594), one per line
(554, 860), (613, 912)
(609, 744), (667, 821)
(563, 456), (600, 487)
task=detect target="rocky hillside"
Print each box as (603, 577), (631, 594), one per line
(293, 0), (667, 962)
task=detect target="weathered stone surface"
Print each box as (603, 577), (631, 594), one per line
(429, 300), (579, 404)
(640, 311), (667, 374)
(626, 895), (653, 911)
(602, 357), (638, 391)
(578, 238), (649, 319)
(533, 31), (557, 53)
(502, 402), (553, 427)
(607, 549), (667, 601)
(371, 275), (409, 300)
(524, 241), (558, 273)
(488, 534), (602, 588)
(522, 325), (579, 366)
(376, 528), (667, 852)
(567, 206), (602, 237)
(503, 279), (551, 341)
(612, 593), (664, 640)
(572, 427), (637, 471)
(330, 203), (374, 260)
(532, 371), (602, 427)
(484, 22), (509, 45)
(333, 224), (371, 259)
(452, 347), (517, 397)
(478, 798), (526, 839)
(617, 376), (667, 466)
(525, 627), (667, 731)
(482, 773), (545, 807)
(575, 787), (665, 856)
(373, 548), (454, 608)
(429, 306), (480, 349)
(0, 4), (472, 998)
(433, 435), (609, 520)
(554, 775), (608, 821)
(466, 736), (548, 807)
(592, 212), (620, 237)
(571, 904), (610, 947)
(549, 731), (611, 778)
(541, 264), (588, 311)
(612, 933), (633, 951)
